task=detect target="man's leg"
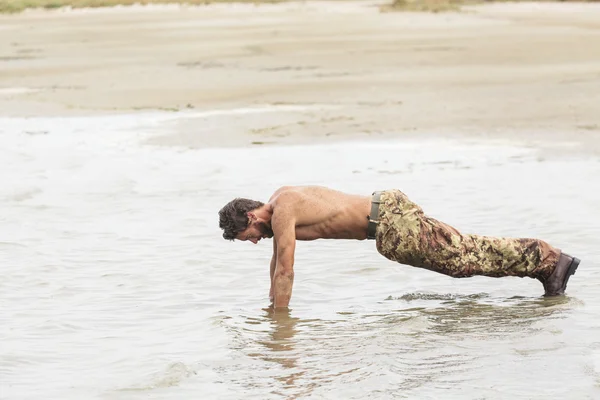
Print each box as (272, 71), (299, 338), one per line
(374, 190), (580, 295)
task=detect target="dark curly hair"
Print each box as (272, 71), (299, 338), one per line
(219, 198), (265, 240)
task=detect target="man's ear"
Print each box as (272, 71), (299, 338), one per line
(247, 212), (256, 221)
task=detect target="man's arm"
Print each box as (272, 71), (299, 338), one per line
(271, 206), (296, 309)
(269, 239), (277, 303)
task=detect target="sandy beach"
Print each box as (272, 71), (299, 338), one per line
(1, 1), (600, 151)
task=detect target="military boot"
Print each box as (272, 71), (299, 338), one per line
(540, 253), (580, 296)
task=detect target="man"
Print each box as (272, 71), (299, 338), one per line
(218, 186), (580, 309)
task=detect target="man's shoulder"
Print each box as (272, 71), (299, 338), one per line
(271, 188), (302, 208)
(269, 186), (301, 202)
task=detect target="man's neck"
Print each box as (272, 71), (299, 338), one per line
(254, 204), (273, 222)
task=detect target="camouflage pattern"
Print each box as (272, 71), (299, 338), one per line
(375, 190), (561, 279)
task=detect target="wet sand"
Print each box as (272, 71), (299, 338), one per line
(1, 1), (600, 152)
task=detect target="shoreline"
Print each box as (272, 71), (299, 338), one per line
(1, 1), (599, 151)
(2, 106), (599, 159)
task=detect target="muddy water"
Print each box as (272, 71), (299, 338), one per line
(1, 110), (599, 399)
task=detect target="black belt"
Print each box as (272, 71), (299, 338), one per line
(367, 191), (382, 240)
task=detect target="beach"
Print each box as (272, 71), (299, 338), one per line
(1, 1), (600, 149)
(1, 2), (600, 399)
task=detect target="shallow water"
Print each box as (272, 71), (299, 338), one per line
(1, 110), (599, 399)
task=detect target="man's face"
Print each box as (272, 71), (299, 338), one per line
(236, 221), (273, 244)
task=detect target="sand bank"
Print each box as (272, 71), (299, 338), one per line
(1, 1), (599, 151)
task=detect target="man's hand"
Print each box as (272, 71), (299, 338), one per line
(272, 267), (294, 309)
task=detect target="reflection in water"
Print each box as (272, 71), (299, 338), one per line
(222, 295), (574, 398)
(396, 293), (573, 337)
(255, 308), (304, 392)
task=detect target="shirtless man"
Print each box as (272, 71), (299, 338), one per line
(218, 186), (580, 309)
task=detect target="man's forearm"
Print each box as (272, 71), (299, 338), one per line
(269, 255), (277, 303)
(272, 266), (294, 308)
(270, 256), (276, 284)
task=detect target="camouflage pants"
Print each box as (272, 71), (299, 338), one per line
(374, 190), (561, 279)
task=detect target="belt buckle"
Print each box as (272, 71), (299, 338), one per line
(367, 191), (382, 239)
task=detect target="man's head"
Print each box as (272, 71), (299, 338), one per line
(219, 198), (274, 244)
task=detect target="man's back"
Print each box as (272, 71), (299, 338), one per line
(269, 186), (371, 241)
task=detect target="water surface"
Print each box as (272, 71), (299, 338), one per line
(1, 111), (599, 399)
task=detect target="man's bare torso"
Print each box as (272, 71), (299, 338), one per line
(268, 186), (372, 241)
